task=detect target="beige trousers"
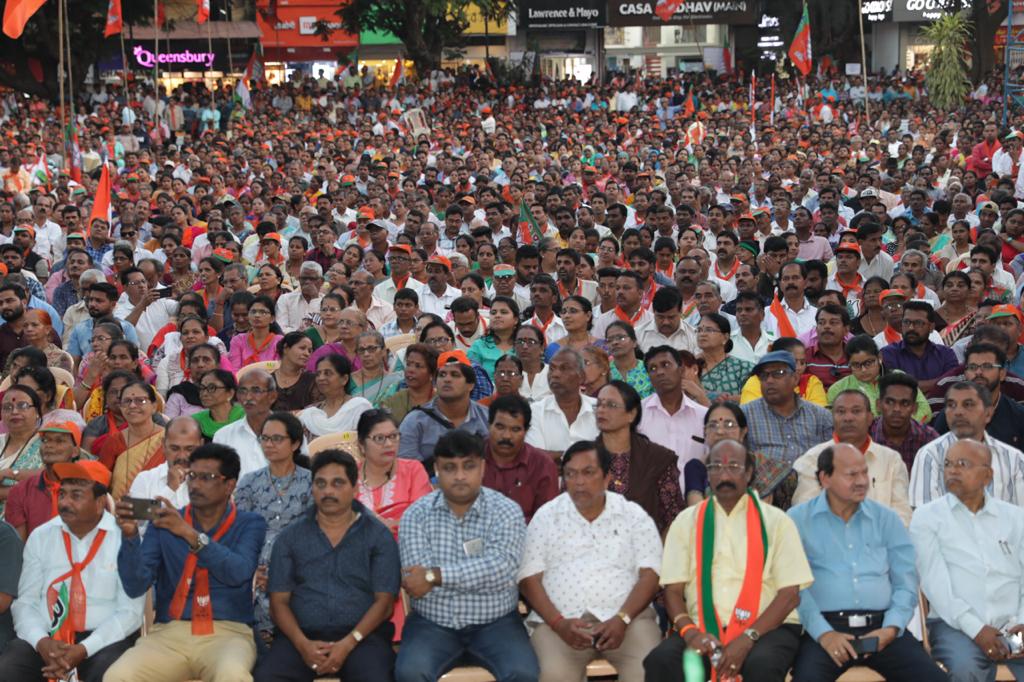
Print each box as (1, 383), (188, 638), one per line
(529, 607), (661, 682)
(102, 619), (257, 682)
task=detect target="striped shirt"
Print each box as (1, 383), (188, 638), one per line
(908, 432), (1024, 508)
(399, 487), (525, 629)
(742, 398), (834, 464)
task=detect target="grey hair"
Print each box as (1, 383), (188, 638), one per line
(79, 268), (105, 286)
(901, 249), (927, 265)
(223, 262), (248, 279)
(239, 368), (277, 391)
(695, 279), (722, 296)
(552, 347), (585, 374)
(299, 261), (323, 277)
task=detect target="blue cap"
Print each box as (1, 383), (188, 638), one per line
(752, 350), (796, 373)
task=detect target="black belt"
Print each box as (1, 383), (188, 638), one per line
(822, 610), (885, 630)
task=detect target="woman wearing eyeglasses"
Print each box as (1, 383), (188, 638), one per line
(594, 380), (683, 534)
(557, 295), (603, 352)
(605, 320), (654, 399)
(228, 296), (283, 372)
(235, 412), (312, 648)
(192, 368), (244, 440)
(97, 381), (164, 499)
(351, 331), (400, 406)
(163, 344), (220, 419)
(305, 307), (366, 373)
(355, 409), (431, 639)
(0, 385), (44, 516)
(304, 292), (347, 350)
(826, 335), (932, 422)
(580, 344), (611, 397)
(697, 312), (753, 403)
(514, 325), (552, 403)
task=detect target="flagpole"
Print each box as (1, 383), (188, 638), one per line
(857, 0), (870, 121)
(63, 0), (74, 120)
(119, 26), (130, 107)
(206, 15), (213, 86)
(57, 0), (65, 134)
(153, 0), (160, 98)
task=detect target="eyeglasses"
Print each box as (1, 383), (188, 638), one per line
(850, 358), (878, 371)
(706, 462), (746, 474)
(186, 471), (226, 482)
(248, 309), (271, 317)
(121, 232), (137, 238)
(198, 384), (226, 393)
(367, 432), (401, 445)
(596, 399), (623, 410)
(495, 370), (521, 378)
(516, 338), (540, 346)
(562, 307), (584, 315)
(757, 368), (792, 380)
(706, 419), (739, 431)
(606, 334), (629, 344)
(356, 345), (383, 354)
(120, 397), (152, 406)
(258, 434), (291, 445)
(425, 337), (451, 347)
(965, 363), (1004, 372)
(319, 306), (342, 314)
(943, 458), (987, 470)
(237, 387), (273, 396)
(92, 335), (112, 343)
(902, 319), (929, 328)
(127, 279), (146, 286)
(1, 401), (34, 413)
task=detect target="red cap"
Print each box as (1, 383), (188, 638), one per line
(988, 304), (1024, 323)
(835, 242), (862, 256)
(53, 460), (110, 488)
(40, 420), (83, 446)
(358, 206), (375, 219)
(737, 213), (756, 222)
(730, 194), (748, 204)
(261, 232), (282, 243)
(427, 254), (452, 270)
(388, 243), (412, 254)
(879, 288), (908, 302)
(437, 349), (471, 369)
(212, 248), (236, 263)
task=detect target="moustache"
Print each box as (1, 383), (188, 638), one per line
(320, 497), (339, 504)
(715, 481), (737, 492)
(498, 440), (514, 448)
(58, 507), (74, 515)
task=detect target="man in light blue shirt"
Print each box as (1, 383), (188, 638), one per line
(66, 282), (139, 362)
(789, 443), (945, 682)
(911, 438), (1024, 681)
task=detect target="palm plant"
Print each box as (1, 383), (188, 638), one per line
(922, 12), (973, 111)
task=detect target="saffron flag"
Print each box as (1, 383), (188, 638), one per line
(65, 120), (82, 184)
(3, 0), (46, 39)
(788, 2), (812, 77)
(234, 45), (264, 110)
(723, 31), (732, 73)
(103, 0), (122, 37)
(87, 163), (113, 232)
(29, 152), (50, 188)
(518, 199), (542, 245)
(196, 0), (209, 24)
(388, 59), (404, 89)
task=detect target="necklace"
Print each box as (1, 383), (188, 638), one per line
(356, 369), (387, 404)
(360, 462), (394, 490)
(270, 468), (297, 500)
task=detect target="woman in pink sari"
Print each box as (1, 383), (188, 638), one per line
(354, 408), (431, 638)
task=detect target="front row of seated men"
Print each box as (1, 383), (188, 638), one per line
(0, 429), (1022, 682)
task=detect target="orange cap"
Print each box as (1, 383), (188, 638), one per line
(53, 460), (110, 487)
(40, 420), (83, 446)
(437, 349), (471, 369)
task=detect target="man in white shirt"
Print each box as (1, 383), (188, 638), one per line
(349, 270), (395, 330)
(518, 441), (662, 682)
(2, 460), (143, 681)
(636, 287), (697, 353)
(274, 262), (323, 333)
(525, 349), (599, 457)
(857, 223), (895, 282)
(128, 417), (202, 519)
(212, 370), (278, 478)
(764, 262), (818, 337)
(910, 438), (1024, 681)
(792, 390), (912, 525)
(731, 291), (775, 363)
(909, 381), (1024, 508)
(374, 244), (424, 305)
(114, 267), (177, 352)
(418, 254), (461, 317)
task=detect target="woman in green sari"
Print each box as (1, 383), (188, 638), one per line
(698, 312), (754, 402)
(304, 292), (346, 350)
(351, 331), (402, 406)
(0, 385), (44, 516)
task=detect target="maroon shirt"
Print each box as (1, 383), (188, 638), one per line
(482, 441), (559, 523)
(805, 343), (850, 389)
(5, 471), (58, 536)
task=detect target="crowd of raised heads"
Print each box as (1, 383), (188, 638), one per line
(0, 62), (1022, 682)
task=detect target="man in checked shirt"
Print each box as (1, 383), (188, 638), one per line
(395, 430), (539, 682)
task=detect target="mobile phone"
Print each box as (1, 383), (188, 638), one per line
(1002, 631), (1024, 656)
(156, 287), (175, 298)
(852, 636), (879, 656)
(123, 497), (161, 521)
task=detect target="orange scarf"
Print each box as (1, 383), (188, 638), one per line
(614, 305), (644, 325)
(169, 504), (237, 635)
(391, 274), (410, 291)
(883, 325), (901, 344)
(834, 273), (863, 300)
(714, 259), (740, 281)
(244, 332), (275, 366)
(47, 529), (107, 644)
(769, 293), (797, 338)
(834, 434), (871, 453)
(557, 278), (582, 299)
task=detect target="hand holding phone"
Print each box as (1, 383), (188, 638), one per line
(852, 636), (879, 656)
(122, 496), (161, 521)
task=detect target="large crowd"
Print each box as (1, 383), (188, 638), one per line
(0, 59), (1020, 682)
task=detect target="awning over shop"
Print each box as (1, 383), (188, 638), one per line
(131, 20), (261, 41)
(256, 0), (358, 62)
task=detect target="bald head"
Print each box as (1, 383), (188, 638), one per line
(944, 438), (993, 503)
(163, 416), (203, 465)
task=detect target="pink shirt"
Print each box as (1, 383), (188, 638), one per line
(637, 392), (708, 491)
(797, 234), (834, 262)
(227, 332), (282, 371)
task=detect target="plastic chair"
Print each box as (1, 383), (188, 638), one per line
(307, 431), (362, 463)
(235, 360), (279, 379)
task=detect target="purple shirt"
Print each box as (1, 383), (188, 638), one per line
(879, 340), (959, 382)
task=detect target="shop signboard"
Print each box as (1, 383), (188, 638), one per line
(607, 0), (757, 26)
(520, 0), (605, 27)
(891, 0), (968, 22)
(861, 0), (893, 23)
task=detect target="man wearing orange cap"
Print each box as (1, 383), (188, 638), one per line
(985, 304), (1024, 377)
(418, 255), (461, 318)
(826, 242), (864, 317)
(4, 421), (84, 542)
(397, 350), (489, 472)
(2, 459), (143, 682)
(375, 243), (425, 305)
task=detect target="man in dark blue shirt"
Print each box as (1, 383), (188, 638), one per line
(255, 449), (400, 682)
(105, 443), (267, 682)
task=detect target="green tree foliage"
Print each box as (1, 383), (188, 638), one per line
(336, 0), (514, 75)
(0, 0), (153, 99)
(923, 12), (973, 109)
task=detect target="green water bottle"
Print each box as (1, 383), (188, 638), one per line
(682, 648), (705, 682)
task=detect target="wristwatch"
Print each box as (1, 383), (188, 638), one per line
(191, 532), (210, 554)
(744, 628), (760, 643)
(424, 568), (438, 585)
(616, 611), (632, 626)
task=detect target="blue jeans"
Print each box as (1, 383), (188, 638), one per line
(395, 611), (539, 682)
(929, 619), (1024, 682)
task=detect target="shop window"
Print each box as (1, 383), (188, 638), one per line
(605, 27), (625, 46)
(670, 25), (706, 45)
